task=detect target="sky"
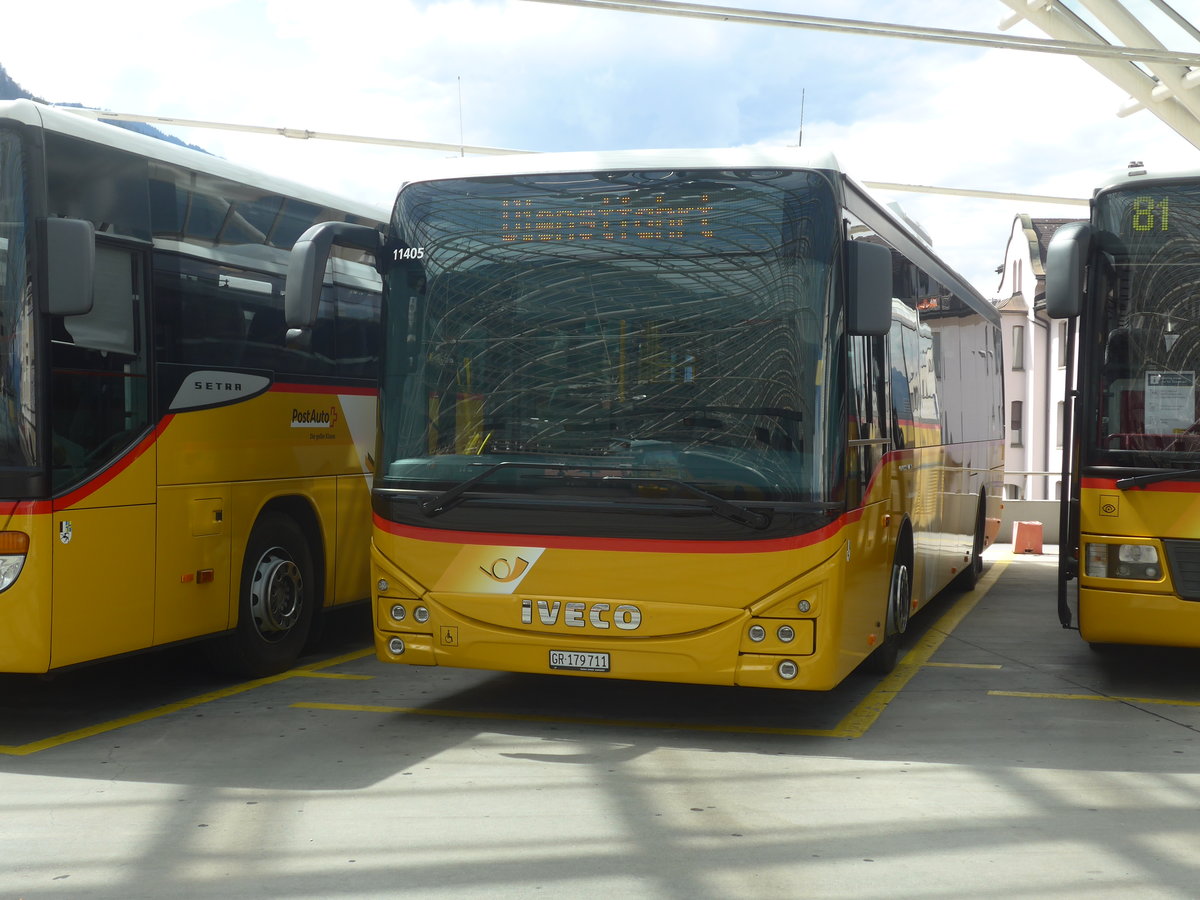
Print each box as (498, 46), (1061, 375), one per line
(3, 0), (1199, 298)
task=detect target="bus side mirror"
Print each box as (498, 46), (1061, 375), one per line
(1045, 221), (1092, 319)
(285, 222), (383, 328)
(847, 240), (892, 336)
(40, 217), (95, 316)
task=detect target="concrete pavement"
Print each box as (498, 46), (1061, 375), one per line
(1, 545), (1198, 899)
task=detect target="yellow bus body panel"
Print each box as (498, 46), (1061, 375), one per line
(1077, 480), (1200, 647)
(0, 385), (374, 673)
(0, 504), (53, 672)
(49, 435), (157, 668)
(374, 526), (862, 690)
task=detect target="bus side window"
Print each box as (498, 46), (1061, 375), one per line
(51, 245), (150, 488)
(335, 284), (380, 380)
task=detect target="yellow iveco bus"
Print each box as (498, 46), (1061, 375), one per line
(287, 148), (1004, 690)
(0, 100), (386, 676)
(1047, 162), (1200, 648)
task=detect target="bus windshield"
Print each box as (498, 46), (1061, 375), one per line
(0, 129), (38, 479)
(1090, 181), (1200, 466)
(377, 169), (839, 506)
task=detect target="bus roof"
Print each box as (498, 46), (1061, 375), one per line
(0, 99), (390, 223)
(399, 146), (844, 187)
(1093, 160), (1200, 196)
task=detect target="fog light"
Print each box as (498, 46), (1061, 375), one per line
(0, 532), (29, 593)
(777, 625), (795, 643)
(414, 606), (430, 624)
(1119, 545), (1158, 564)
(1086, 543), (1162, 580)
(748, 624), (766, 642)
(388, 637), (406, 655)
(0, 555), (26, 592)
(797, 599), (811, 613)
(778, 659), (798, 680)
(390, 604), (407, 622)
(377, 578), (390, 593)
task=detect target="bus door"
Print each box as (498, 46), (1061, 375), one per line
(847, 333), (889, 507)
(49, 242), (155, 667)
(847, 332), (893, 567)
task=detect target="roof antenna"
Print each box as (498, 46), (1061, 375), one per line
(798, 88), (805, 148)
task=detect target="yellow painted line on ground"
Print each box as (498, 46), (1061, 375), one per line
(290, 671), (375, 681)
(296, 560), (1012, 740)
(0, 647), (374, 757)
(831, 558), (1010, 738)
(990, 690), (1200, 708)
(924, 662), (1004, 670)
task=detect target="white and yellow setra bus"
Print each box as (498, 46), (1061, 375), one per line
(288, 148), (1004, 690)
(0, 100), (386, 676)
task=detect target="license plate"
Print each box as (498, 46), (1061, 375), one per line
(549, 650), (610, 673)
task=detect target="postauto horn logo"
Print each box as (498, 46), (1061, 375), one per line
(291, 406), (338, 428)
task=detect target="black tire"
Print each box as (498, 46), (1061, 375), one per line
(952, 497), (986, 592)
(207, 512), (316, 678)
(864, 552), (912, 675)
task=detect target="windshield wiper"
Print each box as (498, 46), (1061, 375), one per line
(1116, 467), (1200, 490)
(419, 463), (771, 528)
(420, 462), (576, 516)
(609, 476), (771, 530)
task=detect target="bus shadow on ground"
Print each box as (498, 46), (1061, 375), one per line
(7, 560), (1199, 791)
(0, 603), (375, 749)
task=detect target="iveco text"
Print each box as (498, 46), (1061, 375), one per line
(520, 598), (642, 630)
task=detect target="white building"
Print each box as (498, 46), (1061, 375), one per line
(993, 214), (1081, 502)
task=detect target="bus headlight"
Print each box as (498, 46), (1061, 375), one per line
(1085, 543), (1161, 580)
(0, 532), (29, 592)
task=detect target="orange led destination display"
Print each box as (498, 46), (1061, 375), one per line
(500, 194), (714, 243)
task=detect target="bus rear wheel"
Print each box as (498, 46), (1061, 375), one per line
(208, 512), (316, 678)
(952, 495), (987, 591)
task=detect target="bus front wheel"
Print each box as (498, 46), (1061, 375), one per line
(865, 552), (911, 675)
(209, 512), (316, 678)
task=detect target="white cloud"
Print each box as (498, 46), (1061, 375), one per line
(4, 0), (1200, 294)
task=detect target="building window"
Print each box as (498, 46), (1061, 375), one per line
(1058, 321), (1069, 367)
(1013, 259), (1023, 295)
(1056, 400), (1065, 447)
(1004, 483), (1022, 501)
(1012, 325), (1025, 370)
(1010, 400), (1023, 447)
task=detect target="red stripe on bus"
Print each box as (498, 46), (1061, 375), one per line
(272, 383), (378, 396)
(0, 499), (51, 517)
(1082, 476), (1200, 494)
(373, 509), (861, 554)
(52, 416), (175, 511)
